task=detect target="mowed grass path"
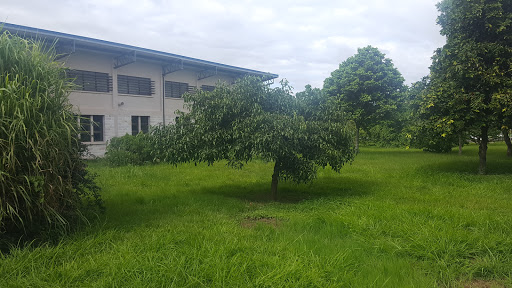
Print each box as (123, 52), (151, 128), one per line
(2, 144), (512, 287)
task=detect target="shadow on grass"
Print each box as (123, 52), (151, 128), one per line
(2, 166), (374, 253)
(199, 175), (376, 203)
(99, 192), (183, 229)
(417, 153), (512, 175)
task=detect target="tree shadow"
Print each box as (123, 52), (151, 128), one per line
(1, 172), (375, 254)
(198, 175), (376, 203)
(96, 191), (184, 230)
(0, 192), (185, 254)
(417, 155), (512, 175)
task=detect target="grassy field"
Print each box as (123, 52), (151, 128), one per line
(1, 143), (512, 287)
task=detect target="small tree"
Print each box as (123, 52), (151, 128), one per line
(414, 64), (467, 154)
(155, 78), (355, 200)
(323, 46), (406, 152)
(0, 31), (102, 240)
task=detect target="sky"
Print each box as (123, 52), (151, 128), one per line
(1, 0), (446, 92)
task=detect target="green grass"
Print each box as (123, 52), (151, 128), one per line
(1, 143), (512, 287)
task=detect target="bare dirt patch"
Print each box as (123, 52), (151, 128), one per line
(462, 279), (506, 288)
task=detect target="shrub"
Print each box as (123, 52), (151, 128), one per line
(0, 31), (102, 242)
(409, 124), (458, 153)
(105, 133), (154, 166)
(360, 124), (407, 147)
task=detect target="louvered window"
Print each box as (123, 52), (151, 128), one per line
(201, 85), (216, 92)
(165, 81), (195, 98)
(118, 75), (154, 96)
(67, 70), (112, 92)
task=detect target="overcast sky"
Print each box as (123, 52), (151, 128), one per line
(1, 0), (446, 91)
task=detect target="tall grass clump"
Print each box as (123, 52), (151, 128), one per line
(0, 31), (102, 245)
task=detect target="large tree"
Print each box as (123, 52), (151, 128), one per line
(425, 0), (512, 174)
(323, 46), (405, 152)
(153, 78), (355, 200)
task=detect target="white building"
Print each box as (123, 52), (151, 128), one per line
(2, 23), (278, 156)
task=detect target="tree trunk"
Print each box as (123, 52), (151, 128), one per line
(503, 129), (512, 157)
(478, 126), (488, 175)
(458, 134), (463, 155)
(271, 162), (279, 201)
(355, 126), (360, 154)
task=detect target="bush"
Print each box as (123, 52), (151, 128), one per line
(105, 133), (154, 166)
(0, 31), (102, 242)
(421, 136), (457, 153)
(360, 124), (408, 147)
(409, 124), (458, 153)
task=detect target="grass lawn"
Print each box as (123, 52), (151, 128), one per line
(1, 143), (512, 287)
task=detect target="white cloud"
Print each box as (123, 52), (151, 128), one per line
(0, 0), (446, 91)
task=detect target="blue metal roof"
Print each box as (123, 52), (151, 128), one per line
(0, 22), (278, 79)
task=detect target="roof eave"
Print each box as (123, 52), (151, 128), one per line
(0, 22), (279, 79)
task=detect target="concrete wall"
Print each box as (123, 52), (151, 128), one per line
(62, 49), (235, 157)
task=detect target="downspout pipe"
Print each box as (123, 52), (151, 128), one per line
(162, 75), (166, 126)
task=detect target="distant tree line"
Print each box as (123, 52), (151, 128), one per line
(302, 0), (511, 175)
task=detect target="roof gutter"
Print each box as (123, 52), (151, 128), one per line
(0, 22), (278, 79)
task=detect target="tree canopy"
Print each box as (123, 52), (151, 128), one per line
(422, 0), (512, 173)
(323, 45), (406, 152)
(153, 77), (355, 200)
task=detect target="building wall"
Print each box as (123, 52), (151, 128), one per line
(62, 50), (235, 157)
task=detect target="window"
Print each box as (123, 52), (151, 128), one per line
(132, 116), (149, 135)
(78, 115), (104, 142)
(67, 69), (112, 92)
(118, 75), (154, 96)
(201, 85), (216, 92)
(165, 81), (195, 98)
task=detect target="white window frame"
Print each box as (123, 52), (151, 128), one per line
(131, 116), (150, 135)
(78, 115), (104, 142)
